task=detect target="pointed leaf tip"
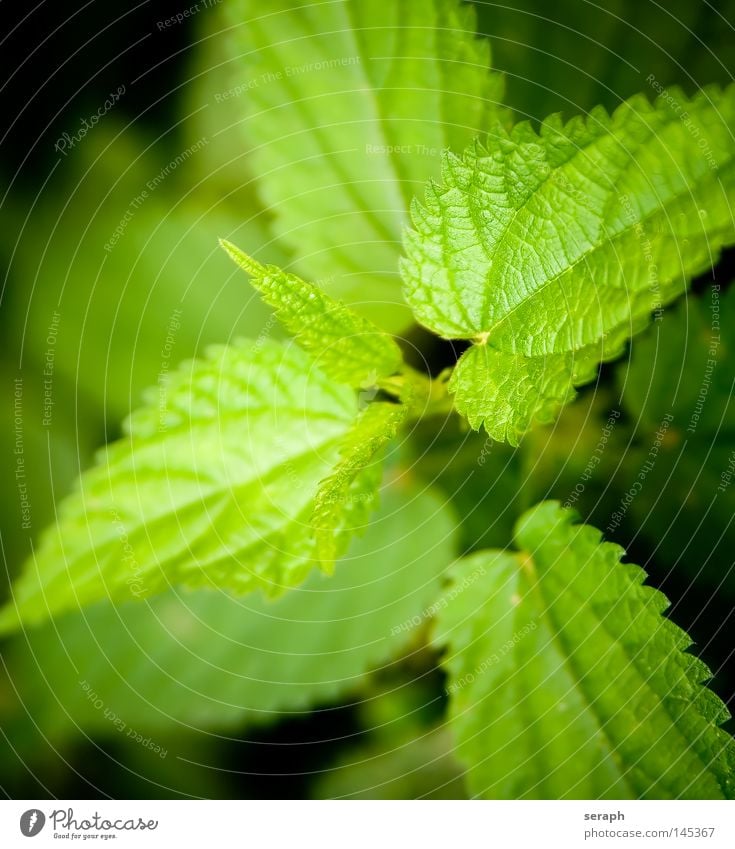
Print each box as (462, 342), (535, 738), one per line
(219, 239), (266, 277)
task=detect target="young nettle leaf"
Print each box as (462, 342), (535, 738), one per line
(434, 502), (735, 799)
(221, 239), (403, 387)
(447, 344), (601, 437)
(220, 0), (505, 330)
(403, 85), (735, 444)
(0, 341), (371, 633)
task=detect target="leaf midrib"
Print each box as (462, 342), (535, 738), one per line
(532, 545), (726, 797)
(481, 122), (735, 340)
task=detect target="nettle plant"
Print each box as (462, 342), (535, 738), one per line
(4, 1), (735, 799)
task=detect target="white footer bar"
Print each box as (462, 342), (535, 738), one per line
(2, 800), (733, 848)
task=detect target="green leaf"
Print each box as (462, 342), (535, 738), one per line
(219, 0), (505, 330)
(403, 86), (735, 443)
(312, 402), (408, 565)
(2, 483), (458, 738)
(0, 340), (363, 633)
(315, 726), (465, 800)
(448, 343), (601, 442)
(220, 239), (403, 387)
(434, 501), (735, 799)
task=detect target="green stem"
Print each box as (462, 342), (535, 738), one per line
(378, 365), (455, 422)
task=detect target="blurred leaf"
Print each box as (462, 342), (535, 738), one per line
(523, 358), (735, 599)
(525, 289), (735, 595)
(2, 483), (458, 739)
(404, 415), (523, 552)
(217, 0), (505, 331)
(620, 437), (735, 588)
(314, 674), (466, 799)
(434, 502), (735, 799)
(179, 21), (264, 210)
(2, 128), (286, 424)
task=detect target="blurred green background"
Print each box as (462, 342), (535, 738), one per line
(1, 0), (733, 798)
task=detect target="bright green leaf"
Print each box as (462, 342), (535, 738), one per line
(0, 340), (361, 633)
(315, 726), (465, 800)
(219, 0), (505, 330)
(403, 86), (735, 442)
(220, 239), (403, 387)
(434, 501), (735, 799)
